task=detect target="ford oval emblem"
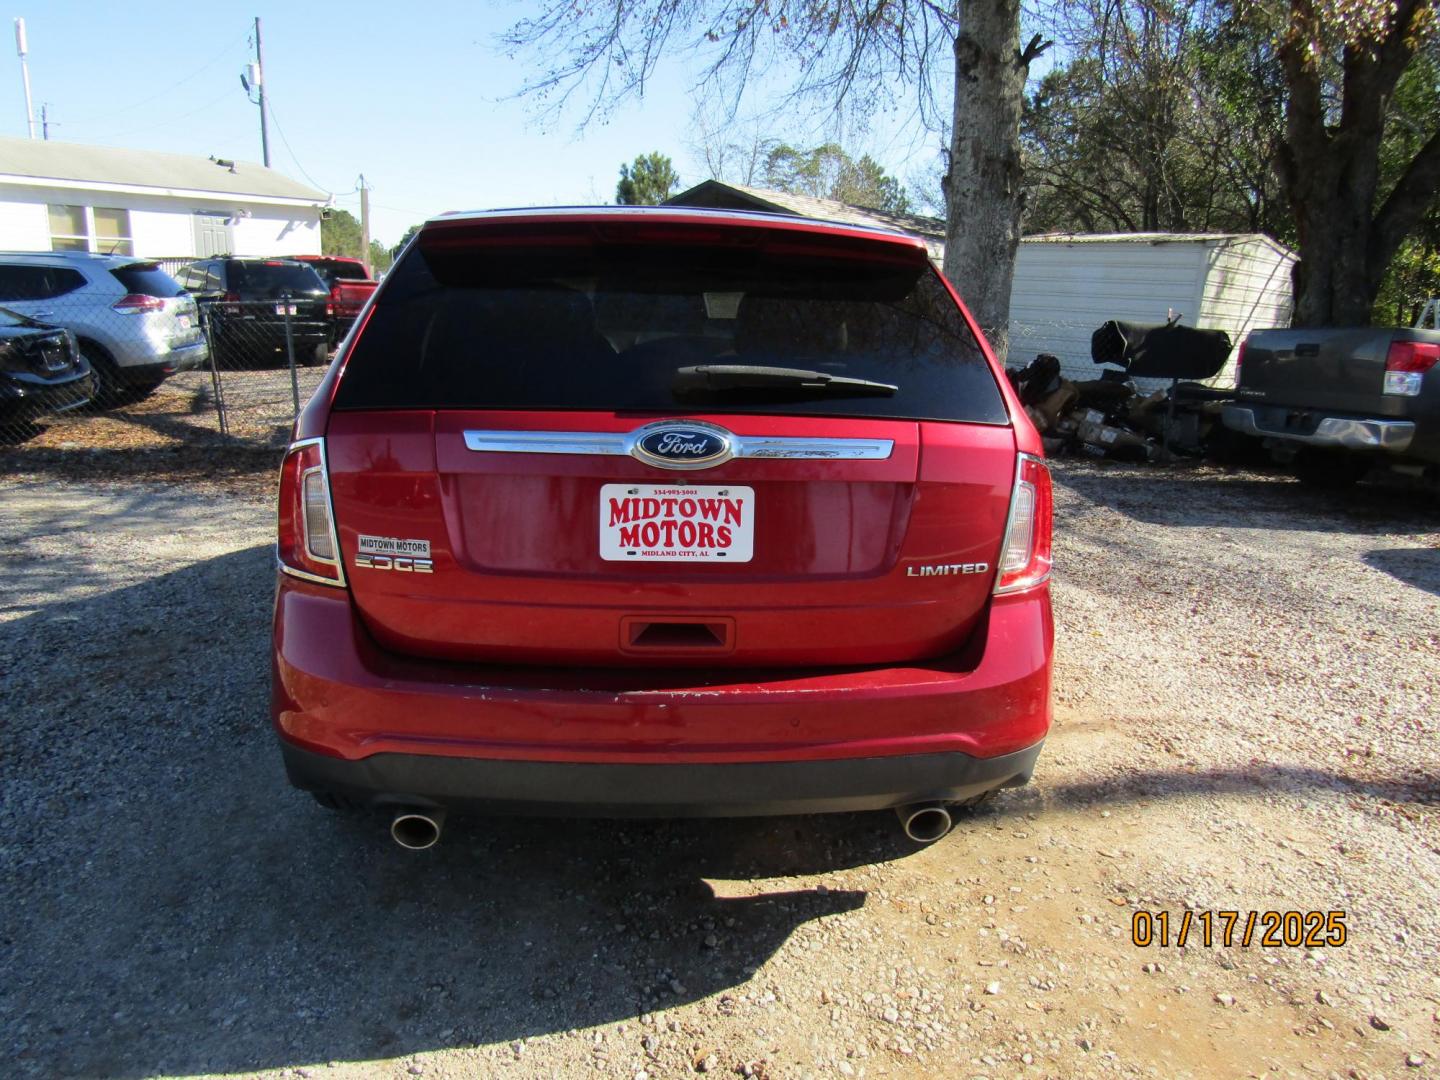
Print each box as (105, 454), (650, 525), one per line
(629, 421), (735, 470)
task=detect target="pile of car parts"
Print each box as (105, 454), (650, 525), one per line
(1007, 319), (1240, 462)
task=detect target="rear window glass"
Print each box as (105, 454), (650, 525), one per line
(298, 259), (369, 285)
(328, 261), (370, 280)
(334, 225), (1007, 424)
(301, 262), (337, 286)
(230, 262), (327, 294)
(110, 264), (185, 297)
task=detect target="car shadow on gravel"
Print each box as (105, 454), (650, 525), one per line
(0, 443), (282, 493)
(1054, 462), (1440, 534)
(1, 544), (918, 1079)
(1363, 546), (1440, 596)
(0, 484), (271, 619)
(984, 765), (1440, 815)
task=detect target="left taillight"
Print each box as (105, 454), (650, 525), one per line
(994, 453), (1053, 595)
(277, 438), (346, 587)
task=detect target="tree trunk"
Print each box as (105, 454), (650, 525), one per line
(1277, 1), (1438, 327)
(1285, 135), (1387, 327)
(942, 1), (1037, 364)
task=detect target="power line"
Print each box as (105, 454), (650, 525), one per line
(82, 85), (237, 144)
(263, 96), (330, 193)
(63, 28), (250, 128)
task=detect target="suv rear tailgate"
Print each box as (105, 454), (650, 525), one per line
(323, 212), (1020, 669)
(327, 410), (1016, 666)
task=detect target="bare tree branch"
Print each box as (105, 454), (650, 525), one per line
(1370, 124), (1440, 284)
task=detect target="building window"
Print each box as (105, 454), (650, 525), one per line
(47, 204), (89, 252)
(47, 204), (135, 256)
(93, 207), (134, 256)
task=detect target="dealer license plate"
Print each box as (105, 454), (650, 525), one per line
(599, 484), (754, 562)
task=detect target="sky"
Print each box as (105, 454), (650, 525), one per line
(2, 2), (952, 246)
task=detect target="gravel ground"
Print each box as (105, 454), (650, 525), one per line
(1, 461), (1437, 1080)
(0, 366), (323, 452)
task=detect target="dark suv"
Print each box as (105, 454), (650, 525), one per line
(272, 208), (1054, 850)
(178, 257), (331, 368)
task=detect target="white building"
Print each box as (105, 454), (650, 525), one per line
(0, 136), (327, 261)
(668, 181), (1297, 386)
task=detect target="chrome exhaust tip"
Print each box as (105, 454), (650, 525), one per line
(897, 802), (953, 844)
(390, 808), (445, 850)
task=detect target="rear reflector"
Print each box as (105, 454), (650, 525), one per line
(277, 438), (345, 586)
(994, 454), (1053, 595)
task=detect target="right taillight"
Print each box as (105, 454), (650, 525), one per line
(277, 438), (345, 587)
(994, 453), (1053, 595)
(1384, 340), (1440, 396)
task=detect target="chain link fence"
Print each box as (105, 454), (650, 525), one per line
(2, 286), (1244, 464)
(0, 285), (331, 453)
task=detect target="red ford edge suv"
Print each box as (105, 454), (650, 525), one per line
(272, 207), (1053, 848)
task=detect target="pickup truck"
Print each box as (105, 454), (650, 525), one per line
(1222, 325), (1440, 486)
(290, 256), (377, 341)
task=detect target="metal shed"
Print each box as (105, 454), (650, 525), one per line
(1010, 233), (1295, 386)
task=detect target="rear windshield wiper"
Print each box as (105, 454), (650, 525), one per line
(672, 364), (898, 397)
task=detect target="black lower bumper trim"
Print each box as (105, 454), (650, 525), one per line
(280, 740), (1045, 818)
(114, 360), (178, 387)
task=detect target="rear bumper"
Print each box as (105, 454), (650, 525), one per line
(112, 340), (209, 385)
(271, 575), (1052, 813)
(1222, 405), (1416, 453)
(215, 318), (330, 348)
(281, 740), (1044, 816)
(164, 339), (210, 372)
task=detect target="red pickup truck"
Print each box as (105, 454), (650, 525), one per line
(291, 256), (377, 341)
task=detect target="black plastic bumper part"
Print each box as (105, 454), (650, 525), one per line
(280, 740), (1045, 818)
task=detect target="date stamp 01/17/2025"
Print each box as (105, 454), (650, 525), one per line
(1131, 910), (1348, 949)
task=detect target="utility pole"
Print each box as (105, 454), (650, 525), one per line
(359, 174), (371, 267)
(253, 16), (270, 167)
(14, 19), (36, 139)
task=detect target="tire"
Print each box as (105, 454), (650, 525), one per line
(78, 341), (125, 409)
(1294, 449), (1369, 489)
(307, 342), (330, 368)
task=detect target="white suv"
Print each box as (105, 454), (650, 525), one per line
(0, 252), (208, 401)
